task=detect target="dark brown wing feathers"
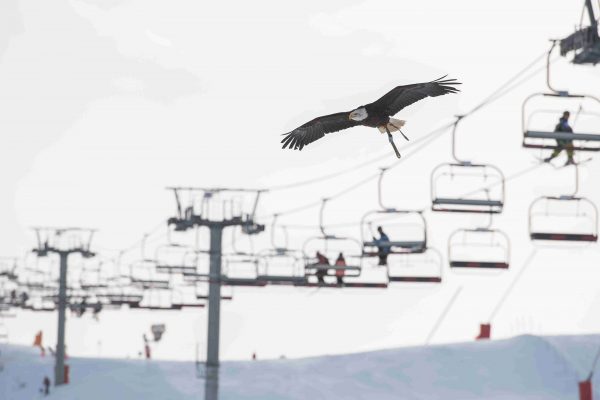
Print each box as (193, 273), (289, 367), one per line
(281, 76), (460, 151)
(280, 111), (360, 150)
(369, 76), (461, 116)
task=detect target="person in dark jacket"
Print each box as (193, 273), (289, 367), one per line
(373, 226), (391, 266)
(544, 111), (575, 166)
(315, 251), (329, 284)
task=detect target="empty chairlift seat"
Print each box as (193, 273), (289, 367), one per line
(431, 163), (505, 213)
(448, 228), (510, 269)
(220, 255), (265, 286)
(154, 244), (204, 275)
(529, 196), (598, 242)
(522, 92), (600, 152)
(387, 247), (443, 283)
(255, 248), (307, 286)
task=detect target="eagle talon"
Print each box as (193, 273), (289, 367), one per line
(386, 129), (402, 159)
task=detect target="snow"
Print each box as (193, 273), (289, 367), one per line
(2, 334), (599, 399)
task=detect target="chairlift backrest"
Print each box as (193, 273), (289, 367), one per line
(431, 163), (505, 213)
(522, 92), (600, 151)
(529, 195), (598, 242)
(448, 228), (510, 270)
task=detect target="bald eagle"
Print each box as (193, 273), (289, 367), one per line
(281, 76), (461, 158)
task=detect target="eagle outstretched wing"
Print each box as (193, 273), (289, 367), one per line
(369, 76), (461, 117)
(281, 111), (360, 150)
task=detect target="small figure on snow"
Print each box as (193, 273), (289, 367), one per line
(42, 376), (51, 396)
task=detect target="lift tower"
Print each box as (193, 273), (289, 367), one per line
(32, 227), (95, 386)
(167, 188), (264, 400)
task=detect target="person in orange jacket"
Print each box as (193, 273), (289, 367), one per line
(334, 253), (346, 285)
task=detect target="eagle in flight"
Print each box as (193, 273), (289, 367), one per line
(281, 76), (460, 158)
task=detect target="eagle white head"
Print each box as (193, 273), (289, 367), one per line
(349, 107), (368, 121)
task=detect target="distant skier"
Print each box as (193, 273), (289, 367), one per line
(544, 111), (576, 166)
(334, 252), (347, 285)
(42, 376), (50, 396)
(373, 226), (391, 266)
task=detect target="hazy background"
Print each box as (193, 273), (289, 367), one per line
(2, 0), (600, 360)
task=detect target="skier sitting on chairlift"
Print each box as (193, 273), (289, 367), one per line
(315, 251), (329, 284)
(543, 111), (576, 166)
(373, 226), (391, 266)
(334, 252), (346, 285)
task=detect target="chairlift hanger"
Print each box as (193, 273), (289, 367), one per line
(559, 1), (600, 65)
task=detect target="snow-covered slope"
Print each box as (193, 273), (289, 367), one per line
(1, 334), (599, 400)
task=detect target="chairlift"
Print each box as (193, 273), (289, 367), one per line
(107, 293), (143, 307)
(362, 168), (427, 256)
(221, 254), (265, 286)
(300, 199), (387, 288)
(431, 118), (505, 213)
(256, 248), (307, 286)
(154, 243), (200, 275)
(169, 287), (206, 308)
(302, 199), (362, 283)
(529, 196), (598, 242)
(129, 258), (171, 290)
(559, 1), (600, 65)
(387, 247), (443, 283)
(448, 228), (510, 269)
(195, 282), (233, 300)
(529, 164), (598, 242)
(523, 42), (600, 151)
(253, 216), (307, 285)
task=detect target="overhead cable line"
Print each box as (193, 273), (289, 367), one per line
(262, 50), (551, 194)
(263, 50), (552, 222)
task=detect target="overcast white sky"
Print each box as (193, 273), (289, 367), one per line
(2, 0), (600, 361)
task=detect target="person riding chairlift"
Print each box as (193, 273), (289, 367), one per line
(373, 226), (391, 266)
(334, 252), (346, 285)
(315, 251), (329, 284)
(544, 111), (576, 166)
